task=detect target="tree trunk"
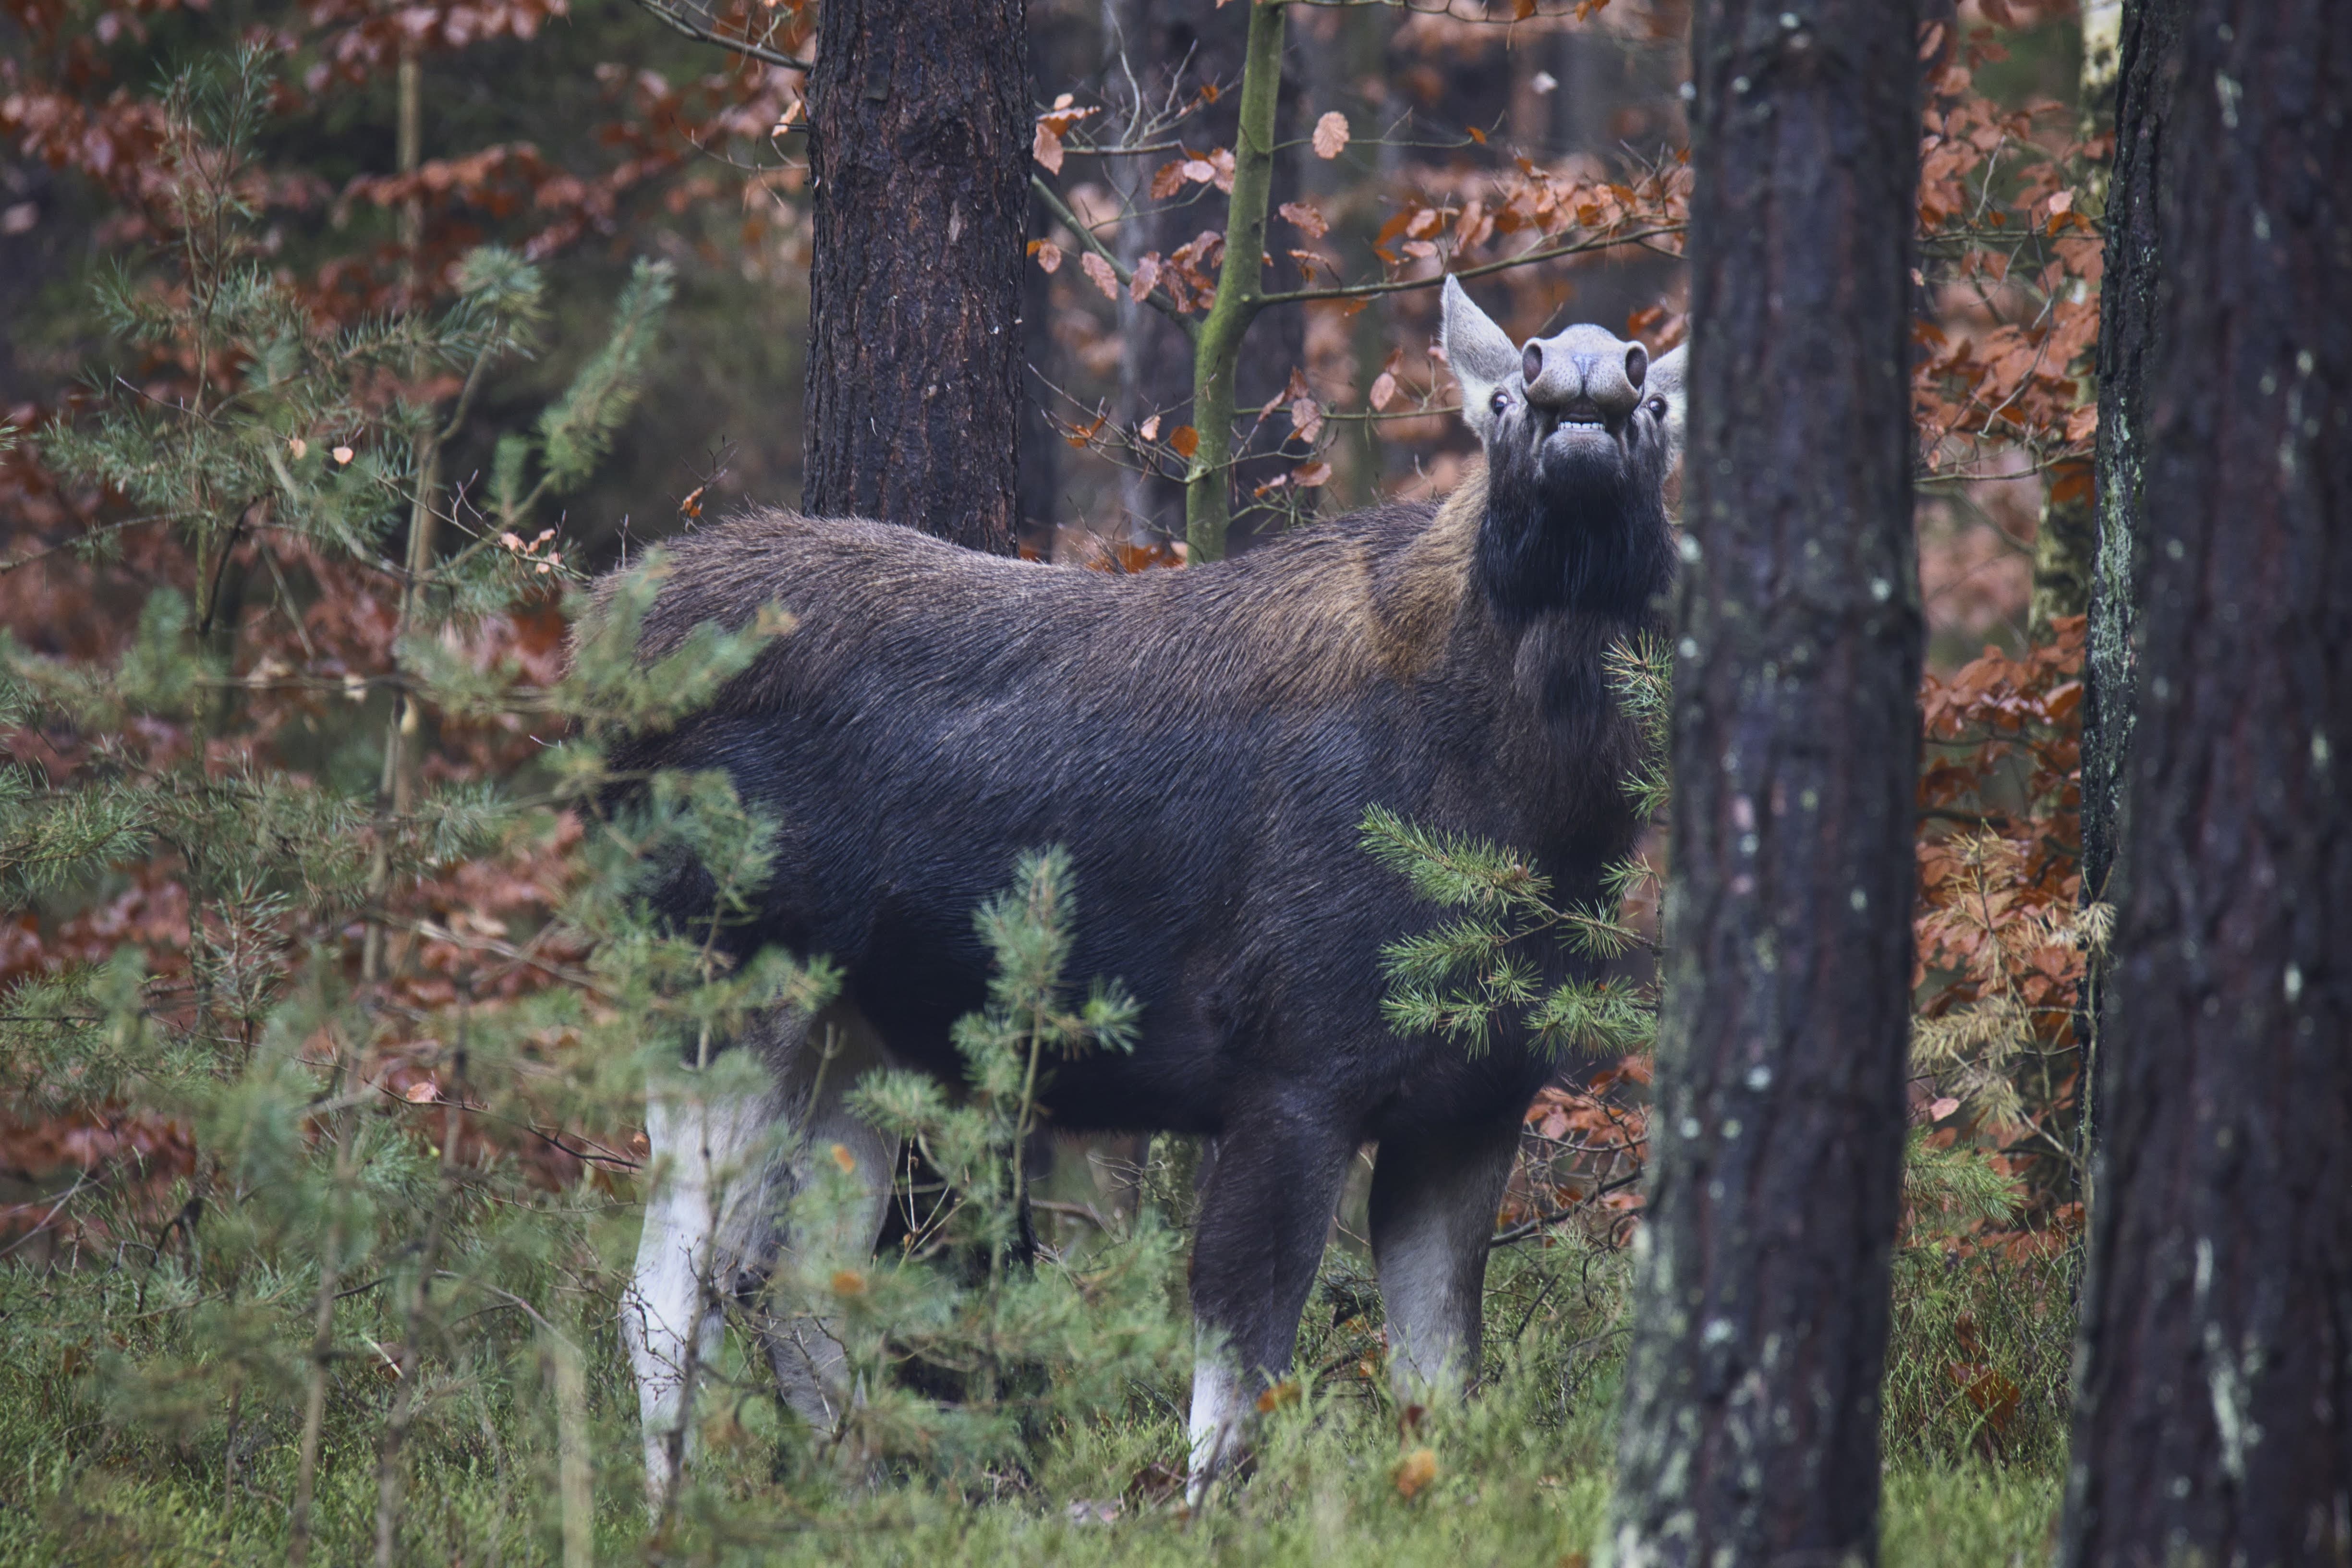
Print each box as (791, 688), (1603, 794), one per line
(2025, 0), (2129, 645)
(1605, 2), (1921, 1563)
(804, 0), (1029, 552)
(2074, 0), (2191, 1218)
(2079, 0), (2188, 920)
(2058, 3), (2352, 1562)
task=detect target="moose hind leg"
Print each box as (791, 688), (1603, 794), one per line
(752, 1003), (896, 1443)
(625, 1079), (788, 1512)
(1369, 1118), (1520, 1403)
(1184, 1111), (1357, 1501)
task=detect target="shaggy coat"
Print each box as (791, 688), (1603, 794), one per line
(608, 281), (1681, 1501)
(611, 460), (1663, 1138)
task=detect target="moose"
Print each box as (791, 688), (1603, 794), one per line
(602, 278), (1685, 1505)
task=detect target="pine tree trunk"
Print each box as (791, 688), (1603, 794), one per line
(1604, 3), (1922, 1563)
(2079, 0), (2189, 922)
(2025, 0), (2128, 645)
(804, 0), (1028, 552)
(2058, 3), (2352, 1562)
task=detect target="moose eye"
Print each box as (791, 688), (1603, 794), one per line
(1491, 390), (1512, 415)
(1646, 396), (1667, 419)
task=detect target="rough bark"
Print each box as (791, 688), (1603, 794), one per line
(804, 0), (1028, 552)
(2074, 0), (2190, 1207)
(2058, 3), (2352, 1563)
(2027, 0), (2130, 646)
(1604, 3), (1922, 1563)
(2080, 0), (2189, 918)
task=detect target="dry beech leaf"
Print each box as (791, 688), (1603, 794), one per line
(1278, 199), (1329, 239)
(1255, 1378), (1300, 1414)
(1032, 121), (1066, 174)
(829, 1268), (866, 1296)
(1080, 251), (1120, 300)
(331, 445), (354, 464)
(1369, 369), (1398, 412)
(1150, 160), (1187, 200)
(1311, 110), (1350, 160)
(1138, 414), (1161, 442)
(1169, 425), (1200, 460)
(1294, 460), (1333, 487)
(1393, 1446), (1439, 1499)
(1131, 253), (1163, 302)
(1033, 239), (1063, 274)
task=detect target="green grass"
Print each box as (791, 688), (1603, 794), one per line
(0, 1232), (2070, 1566)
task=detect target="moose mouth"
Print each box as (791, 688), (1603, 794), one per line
(1543, 411), (1625, 454)
(1538, 412), (1633, 494)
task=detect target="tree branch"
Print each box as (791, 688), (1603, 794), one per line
(1258, 225), (1686, 307)
(1029, 176), (1198, 338)
(628, 0), (813, 72)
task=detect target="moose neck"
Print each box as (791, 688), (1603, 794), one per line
(1472, 426), (1674, 635)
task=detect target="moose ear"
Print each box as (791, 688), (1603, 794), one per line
(1646, 342), (1689, 472)
(1442, 276), (1521, 443)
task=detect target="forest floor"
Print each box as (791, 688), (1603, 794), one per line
(0, 1237), (2072, 1567)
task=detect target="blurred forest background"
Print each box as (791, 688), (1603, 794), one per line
(3, 0), (2086, 645)
(0, 0), (2108, 1561)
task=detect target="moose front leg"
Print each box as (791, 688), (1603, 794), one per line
(1183, 1108), (1357, 1503)
(1369, 1117), (1520, 1403)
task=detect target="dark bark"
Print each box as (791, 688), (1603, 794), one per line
(2058, 3), (2352, 1562)
(2080, 0), (2190, 918)
(804, 0), (1028, 552)
(1606, 2), (1921, 1563)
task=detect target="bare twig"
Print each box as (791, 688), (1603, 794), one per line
(628, 0), (812, 71)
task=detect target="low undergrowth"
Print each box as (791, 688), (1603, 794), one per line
(0, 1218), (2068, 1567)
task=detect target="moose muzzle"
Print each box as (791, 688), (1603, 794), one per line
(1522, 325), (1648, 427)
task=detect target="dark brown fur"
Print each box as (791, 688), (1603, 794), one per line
(606, 307), (1679, 1427)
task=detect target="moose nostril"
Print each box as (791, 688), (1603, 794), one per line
(1625, 344), (1648, 390)
(1522, 343), (1543, 384)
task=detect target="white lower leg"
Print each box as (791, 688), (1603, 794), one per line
(625, 1191), (720, 1509)
(1185, 1337), (1246, 1506)
(626, 1087), (783, 1512)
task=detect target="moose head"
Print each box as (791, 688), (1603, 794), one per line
(1440, 276), (1685, 625)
